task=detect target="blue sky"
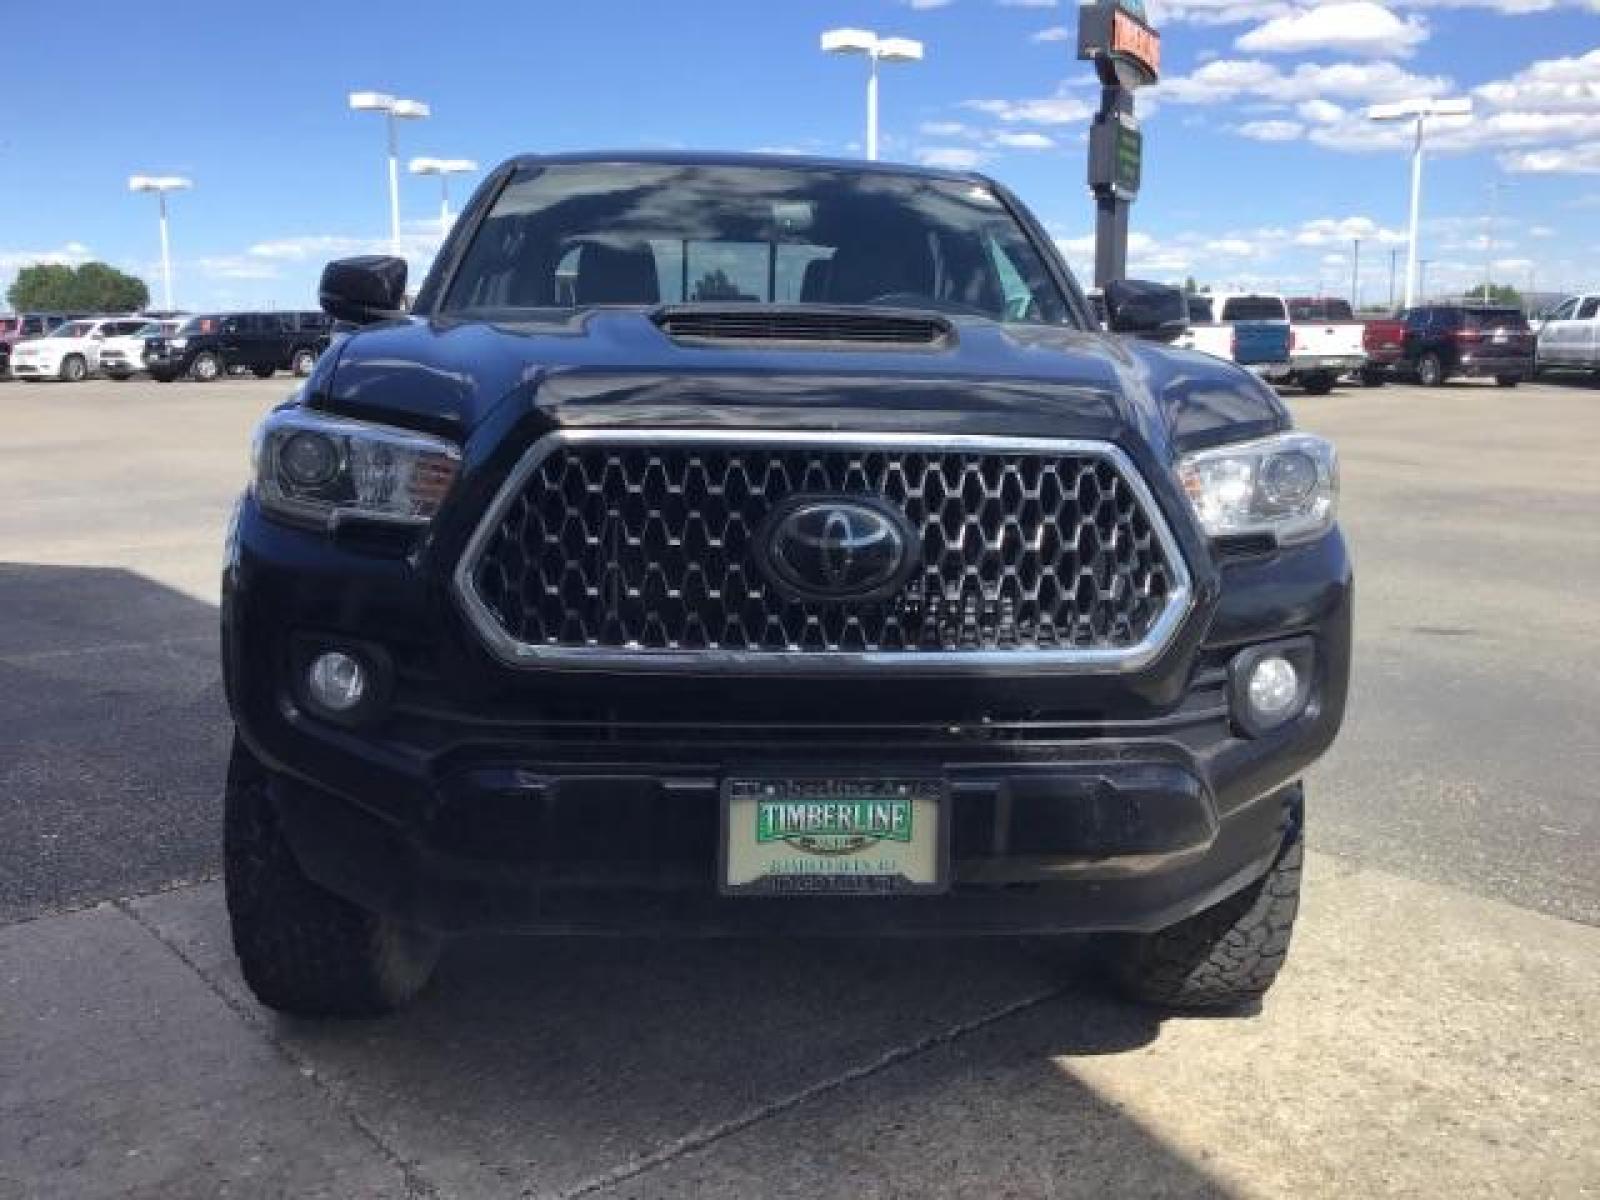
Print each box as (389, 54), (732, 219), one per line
(2, 0), (1595, 311)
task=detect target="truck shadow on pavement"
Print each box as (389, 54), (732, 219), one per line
(4, 562), (1244, 1197)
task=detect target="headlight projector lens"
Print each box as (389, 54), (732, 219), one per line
(280, 432), (341, 488)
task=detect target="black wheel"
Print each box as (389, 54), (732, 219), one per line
(1300, 371), (1336, 396)
(251, 365), (276, 379)
(1102, 803), (1303, 1011)
(1360, 367), (1385, 388)
(1495, 375), (1520, 388)
(189, 351), (222, 382)
(150, 371), (176, 383)
(1417, 352), (1445, 387)
(224, 734), (441, 1017)
(59, 354), (88, 382)
(291, 348), (317, 377)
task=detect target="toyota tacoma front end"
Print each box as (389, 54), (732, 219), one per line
(221, 154), (1350, 1016)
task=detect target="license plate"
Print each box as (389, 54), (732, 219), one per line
(720, 777), (947, 895)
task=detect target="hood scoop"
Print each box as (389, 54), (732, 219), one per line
(653, 305), (952, 350)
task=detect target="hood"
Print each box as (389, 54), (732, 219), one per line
(312, 309), (1289, 457)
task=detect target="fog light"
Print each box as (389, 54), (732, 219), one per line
(1247, 655), (1299, 721)
(307, 651), (366, 713)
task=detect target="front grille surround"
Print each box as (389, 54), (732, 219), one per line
(453, 430), (1194, 674)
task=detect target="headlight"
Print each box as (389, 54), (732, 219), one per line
(252, 409), (460, 529)
(1175, 432), (1337, 545)
(168, 337), (188, 350)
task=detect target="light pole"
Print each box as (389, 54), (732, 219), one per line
(1368, 96), (1473, 311)
(821, 28), (925, 161)
(1483, 180), (1512, 303)
(409, 158), (478, 238)
(1351, 237), (1362, 310)
(348, 91), (431, 254)
(128, 175), (192, 312)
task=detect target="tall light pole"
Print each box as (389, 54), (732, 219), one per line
(348, 91), (431, 254)
(1368, 96), (1473, 311)
(128, 175), (192, 312)
(409, 158), (478, 238)
(1483, 180), (1512, 303)
(821, 28), (925, 161)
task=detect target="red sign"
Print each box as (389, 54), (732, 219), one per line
(1111, 9), (1161, 81)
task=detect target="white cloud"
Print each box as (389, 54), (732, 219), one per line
(0, 242), (94, 270)
(1237, 118), (1304, 140)
(967, 92), (1094, 124)
(1529, 225), (1557, 237)
(917, 146), (987, 169)
(997, 0), (1057, 6)
(1474, 48), (1600, 113)
(1502, 143), (1600, 173)
(1294, 216), (1408, 246)
(195, 256), (283, 281)
(1322, 252), (1350, 266)
(993, 130), (1057, 148)
(919, 121), (973, 137)
(1297, 98), (1347, 124)
(1235, 2), (1429, 58)
(1030, 25), (1073, 40)
(905, 0), (956, 8)
(1155, 58), (1449, 107)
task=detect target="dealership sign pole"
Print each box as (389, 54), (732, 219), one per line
(1077, 0), (1160, 288)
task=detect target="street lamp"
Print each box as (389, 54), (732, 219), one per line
(409, 158), (478, 238)
(348, 91), (431, 254)
(820, 28), (925, 161)
(128, 175), (192, 312)
(1368, 96), (1473, 311)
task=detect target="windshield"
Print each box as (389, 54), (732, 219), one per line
(1290, 298), (1353, 320)
(437, 162), (1072, 324)
(176, 316), (217, 335)
(1221, 296), (1287, 323)
(53, 321), (96, 339)
(1463, 308), (1528, 330)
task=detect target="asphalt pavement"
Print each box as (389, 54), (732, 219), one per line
(2, 372), (1598, 1198)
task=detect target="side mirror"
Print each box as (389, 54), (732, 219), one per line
(319, 255), (408, 325)
(1104, 279), (1189, 343)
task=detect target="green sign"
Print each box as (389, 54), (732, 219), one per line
(1115, 123), (1143, 193)
(757, 799), (913, 845)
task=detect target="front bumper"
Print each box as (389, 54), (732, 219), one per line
(224, 495), (1352, 937)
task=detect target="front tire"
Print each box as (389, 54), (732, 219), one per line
(59, 355), (88, 382)
(1103, 807), (1303, 1011)
(224, 735), (441, 1017)
(1417, 352), (1446, 387)
(189, 351), (222, 382)
(1300, 371), (1336, 396)
(1360, 367), (1385, 388)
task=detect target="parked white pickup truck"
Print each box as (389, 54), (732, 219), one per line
(1286, 298), (1367, 395)
(1178, 293), (1293, 381)
(1535, 294), (1599, 376)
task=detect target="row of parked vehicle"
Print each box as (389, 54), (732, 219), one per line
(0, 310), (332, 383)
(1090, 288), (1599, 391)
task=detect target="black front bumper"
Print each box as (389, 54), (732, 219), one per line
(224, 494), (1351, 937)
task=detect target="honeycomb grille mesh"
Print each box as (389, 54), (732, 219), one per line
(466, 439), (1178, 656)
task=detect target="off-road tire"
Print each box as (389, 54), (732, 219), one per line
(1417, 352), (1446, 387)
(189, 352), (222, 382)
(224, 735), (441, 1017)
(1300, 371), (1336, 396)
(150, 371), (176, 383)
(1104, 816), (1303, 1011)
(59, 354), (88, 382)
(291, 348), (317, 377)
(1360, 367), (1385, 388)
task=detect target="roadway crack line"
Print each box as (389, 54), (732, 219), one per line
(553, 985), (1063, 1200)
(111, 896), (443, 1200)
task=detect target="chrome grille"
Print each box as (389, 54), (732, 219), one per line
(456, 431), (1191, 672)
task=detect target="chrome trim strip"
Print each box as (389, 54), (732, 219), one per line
(452, 429), (1195, 675)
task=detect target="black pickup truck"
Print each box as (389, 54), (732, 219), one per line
(222, 153), (1350, 1017)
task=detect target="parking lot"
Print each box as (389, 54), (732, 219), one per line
(3, 374), (1598, 1197)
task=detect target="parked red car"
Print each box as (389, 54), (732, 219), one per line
(1360, 315), (1406, 386)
